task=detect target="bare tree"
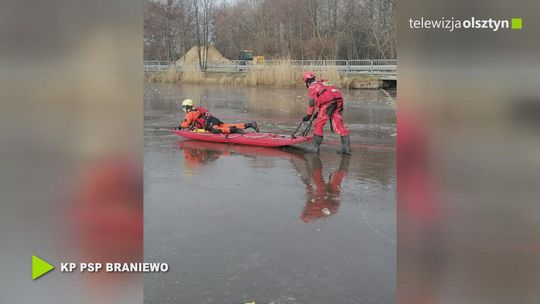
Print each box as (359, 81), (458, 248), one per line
(192, 0), (216, 70)
(144, 0), (396, 61)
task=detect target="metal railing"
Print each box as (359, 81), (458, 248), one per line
(144, 59), (397, 75)
(144, 60), (174, 71)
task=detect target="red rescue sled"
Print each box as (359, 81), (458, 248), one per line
(173, 130), (312, 147)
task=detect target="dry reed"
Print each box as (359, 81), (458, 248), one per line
(146, 61), (373, 89)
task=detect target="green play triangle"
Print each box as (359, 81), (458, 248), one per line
(32, 255), (54, 280)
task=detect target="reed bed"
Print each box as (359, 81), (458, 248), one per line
(146, 61), (368, 89)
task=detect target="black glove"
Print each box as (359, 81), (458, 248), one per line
(302, 114), (312, 122)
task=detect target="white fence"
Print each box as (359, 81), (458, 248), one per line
(144, 59), (397, 75)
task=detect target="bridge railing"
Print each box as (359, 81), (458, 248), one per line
(144, 60), (175, 72)
(144, 59), (397, 75)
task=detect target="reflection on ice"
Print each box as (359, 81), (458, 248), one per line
(178, 140), (353, 223)
(292, 154), (350, 223)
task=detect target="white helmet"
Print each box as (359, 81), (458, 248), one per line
(181, 99), (194, 112)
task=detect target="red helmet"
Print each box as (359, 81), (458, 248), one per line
(303, 71), (316, 83)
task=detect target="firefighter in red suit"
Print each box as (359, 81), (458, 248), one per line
(302, 72), (351, 154)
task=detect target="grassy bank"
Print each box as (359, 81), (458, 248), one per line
(146, 60), (381, 89)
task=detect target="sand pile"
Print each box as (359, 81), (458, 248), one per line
(176, 46), (230, 64)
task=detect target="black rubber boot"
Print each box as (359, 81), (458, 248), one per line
(337, 135), (352, 155)
(245, 121), (259, 132)
(306, 135), (323, 153)
(229, 126), (244, 134)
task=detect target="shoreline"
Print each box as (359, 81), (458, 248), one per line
(144, 69), (394, 90)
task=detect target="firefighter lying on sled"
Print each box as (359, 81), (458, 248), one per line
(175, 99), (259, 134)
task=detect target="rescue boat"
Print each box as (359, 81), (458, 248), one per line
(173, 130), (312, 147)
